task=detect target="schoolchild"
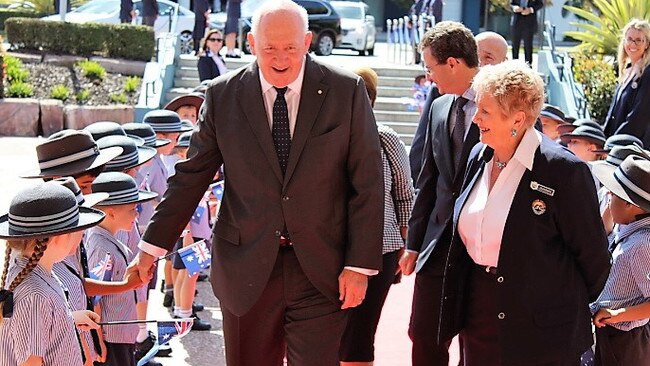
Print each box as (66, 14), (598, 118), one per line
(592, 155), (650, 366)
(87, 172), (157, 366)
(0, 182), (106, 366)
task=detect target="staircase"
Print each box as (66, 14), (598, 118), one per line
(167, 55), (422, 145)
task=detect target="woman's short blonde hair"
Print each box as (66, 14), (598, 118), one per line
(472, 60), (545, 128)
(351, 66), (378, 107)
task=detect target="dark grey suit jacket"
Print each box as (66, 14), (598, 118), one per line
(407, 94), (479, 273)
(142, 56), (384, 316)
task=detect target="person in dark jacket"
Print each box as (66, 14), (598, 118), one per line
(197, 28), (228, 82)
(193, 0), (211, 53)
(510, 0), (543, 65)
(120, 0), (135, 23)
(142, 0), (159, 27)
(603, 19), (650, 148)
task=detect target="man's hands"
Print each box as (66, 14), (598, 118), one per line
(399, 250), (418, 276)
(338, 269), (368, 309)
(128, 251), (156, 284)
(72, 310), (101, 332)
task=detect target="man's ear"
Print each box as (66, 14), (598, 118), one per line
(247, 32), (256, 56)
(304, 31), (313, 52)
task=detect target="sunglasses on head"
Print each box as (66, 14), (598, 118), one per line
(208, 37), (223, 42)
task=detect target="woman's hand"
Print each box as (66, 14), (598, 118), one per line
(73, 310), (101, 332)
(593, 308), (626, 327)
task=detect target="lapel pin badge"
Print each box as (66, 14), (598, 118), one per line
(530, 181), (555, 197)
(317, 89), (323, 95)
(532, 199), (546, 215)
(632, 82), (638, 90)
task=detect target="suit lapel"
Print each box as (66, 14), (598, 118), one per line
(237, 63), (284, 183)
(432, 96), (455, 184)
(284, 57), (328, 185)
(453, 123), (479, 183)
(452, 145), (489, 226)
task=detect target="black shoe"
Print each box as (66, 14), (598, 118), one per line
(159, 279), (165, 293)
(156, 342), (172, 357)
(225, 53), (241, 58)
(136, 331), (172, 360)
(162, 293), (173, 308)
(192, 302), (204, 313)
(176, 314), (211, 331)
(145, 361), (163, 366)
(197, 272), (208, 282)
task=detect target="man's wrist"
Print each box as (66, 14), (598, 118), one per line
(138, 240), (167, 258)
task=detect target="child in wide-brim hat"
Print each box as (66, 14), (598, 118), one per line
(87, 172), (157, 366)
(592, 155), (650, 366)
(0, 181), (106, 366)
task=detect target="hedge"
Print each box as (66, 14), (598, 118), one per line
(0, 10), (43, 31)
(5, 18), (155, 61)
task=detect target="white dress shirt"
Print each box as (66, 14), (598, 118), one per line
(458, 128), (541, 267)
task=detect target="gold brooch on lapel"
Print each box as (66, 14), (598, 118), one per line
(530, 181), (555, 197)
(532, 199), (546, 215)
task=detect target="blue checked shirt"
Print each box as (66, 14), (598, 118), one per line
(591, 216), (650, 331)
(86, 226), (138, 344)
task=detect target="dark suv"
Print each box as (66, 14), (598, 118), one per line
(210, 0), (342, 56)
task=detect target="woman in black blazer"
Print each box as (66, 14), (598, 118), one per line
(438, 61), (611, 365)
(197, 29), (228, 82)
(604, 19), (650, 147)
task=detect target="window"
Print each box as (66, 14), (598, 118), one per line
(296, 0), (329, 15)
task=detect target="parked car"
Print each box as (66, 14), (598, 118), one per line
(41, 0), (200, 54)
(330, 1), (376, 55)
(210, 0), (342, 56)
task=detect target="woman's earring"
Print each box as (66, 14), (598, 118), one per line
(511, 129), (518, 137)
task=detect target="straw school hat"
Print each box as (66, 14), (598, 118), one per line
(121, 122), (171, 148)
(21, 130), (123, 179)
(163, 92), (205, 114)
(0, 182), (106, 239)
(92, 172), (158, 206)
(143, 110), (194, 133)
(52, 177), (109, 208)
(96, 135), (156, 172)
(593, 155), (650, 212)
(593, 134), (644, 154)
(83, 121), (145, 147)
(559, 125), (606, 147)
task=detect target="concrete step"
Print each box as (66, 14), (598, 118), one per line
(377, 86), (414, 98)
(174, 76), (201, 89)
(176, 66), (200, 79)
(166, 87), (195, 103)
(379, 121), (419, 135)
(374, 97), (419, 112)
(178, 54), (248, 69)
(378, 76), (417, 88)
(398, 133), (413, 146)
(373, 110), (420, 123)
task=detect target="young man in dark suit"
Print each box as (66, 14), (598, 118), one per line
(131, 1), (384, 365)
(510, 0), (544, 65)
(400, 21), (480, 366)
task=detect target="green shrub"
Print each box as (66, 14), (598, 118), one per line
(564, 0), (650, 55)
(5, 17), (155, 61)
(110, 92), (127, 104)
(76, 89), (91, 104)
(77, 60), (106, 80)
(50, 84), (70, 101)
(124, 76), (141, 94)
(4, 55), (30, 83)
(0, 9), (43, 31)
(6, 81), (34, 97)
(572, 52), (617, 123)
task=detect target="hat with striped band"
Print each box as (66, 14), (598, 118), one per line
(593, 134), (644, 154)
(96, 135), (156, 172)
(175, 131), (193, 148)
(593, 155), (650, 212)
(52, 177), (109, 208)
(559, 125), (606, 147)
(121, 122), (171, 148)
(540, 104), (567, 124)
(83, 121), (145, 147)
(0, 181), (106, 239)
(92, 172), (157, 206)
(21, 130), (123, 179)
(556, 118), (603, 135)
(143, 110), (193, 133)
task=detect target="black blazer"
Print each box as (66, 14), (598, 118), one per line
(407, 94), (479, 273)
(438, 134), (611, 364)
(143, 56), (384, 316)
(603, 65), (650, 148)
(197, 55), (224, 82)
(510, 0), (543, 31)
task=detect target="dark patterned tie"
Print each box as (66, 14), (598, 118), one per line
(272, 87), (291, 175)
(451, 96), (469, 171)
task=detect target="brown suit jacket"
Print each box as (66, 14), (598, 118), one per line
(142, 56), (384, 316)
